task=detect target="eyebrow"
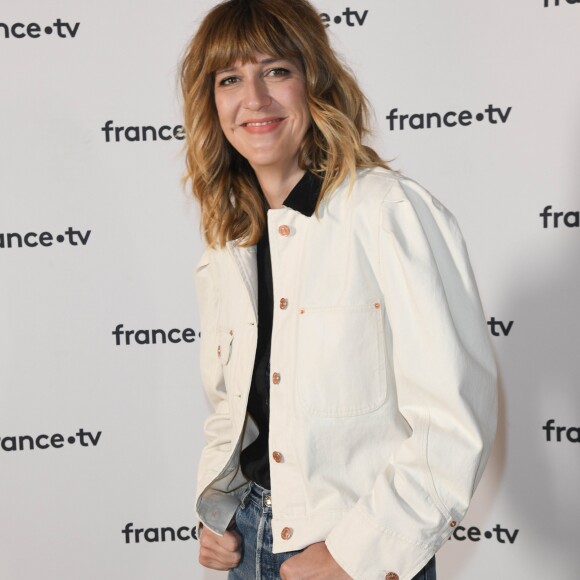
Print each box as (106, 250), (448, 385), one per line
(215, 57), (289, 75)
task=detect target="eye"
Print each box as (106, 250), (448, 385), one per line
(266, 67), (291, 78)
(216, 75), (239, 87)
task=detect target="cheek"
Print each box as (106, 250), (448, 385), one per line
(294, 91), (310, 128)
(214, 96), (233, 130)
(296, 99), (312, 135)
(278, 79), (307, 111)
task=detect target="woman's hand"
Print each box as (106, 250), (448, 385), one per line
(280, 542), (352, 579)
(198, 525), (242, 571)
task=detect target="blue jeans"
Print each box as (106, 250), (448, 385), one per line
(228, 482), (436, 580)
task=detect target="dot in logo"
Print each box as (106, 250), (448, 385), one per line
(334, 15), (342, 24)
(44, 26), (53, 34)
(476, 113), (484, 122)
(56, 235), (65, 243)
(68, 436), (75, 444)
(484, 531), (492, 539)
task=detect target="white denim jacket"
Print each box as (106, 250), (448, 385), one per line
(194, 168), (497, 580)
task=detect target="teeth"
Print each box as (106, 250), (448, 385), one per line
(245, 119), (280, 127)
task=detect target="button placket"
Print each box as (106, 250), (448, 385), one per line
(271, 217), (290, 394)
(269, 212), (304, 535)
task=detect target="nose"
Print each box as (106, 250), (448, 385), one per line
(242, 76), (271, 110)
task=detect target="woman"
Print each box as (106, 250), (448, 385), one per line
(180, 1), (497, 579)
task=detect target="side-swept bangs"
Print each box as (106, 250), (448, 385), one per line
(201, 2), (304, 76)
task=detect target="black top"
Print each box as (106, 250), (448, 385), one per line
(240, 171), (323, 489)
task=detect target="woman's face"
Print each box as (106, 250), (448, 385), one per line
(214, 52), (310, 177)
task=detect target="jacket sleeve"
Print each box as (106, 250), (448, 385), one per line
(325, 177), (498, 580)
(194, 248), (234, 517)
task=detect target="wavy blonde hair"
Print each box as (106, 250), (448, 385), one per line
(180, 0), (388, 247)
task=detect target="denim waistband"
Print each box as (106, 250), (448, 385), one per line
(242, 481), (273, 513)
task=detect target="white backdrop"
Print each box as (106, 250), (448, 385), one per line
(1, 1), (579, 579)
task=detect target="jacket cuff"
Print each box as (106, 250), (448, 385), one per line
(325, 504), (437, 580)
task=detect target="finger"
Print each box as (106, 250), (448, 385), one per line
(279, 556), (296, 580)
(220, 529), (242, 552)
(199, 526), (221, 548)
(199, 543), (241, 570)
(200, 527), (235, 550)
(199, 528), (242, 571)
(199, 552), (240, 571)
(201, 529), (241, 555)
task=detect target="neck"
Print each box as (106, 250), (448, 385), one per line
(253, 165), (306, 209)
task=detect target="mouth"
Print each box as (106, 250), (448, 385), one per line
(241, 117), (286, 127)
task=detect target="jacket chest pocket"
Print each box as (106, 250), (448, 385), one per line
(296, 302), (387, 417)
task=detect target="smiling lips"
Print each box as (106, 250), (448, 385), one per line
(241, 117), (286, 133)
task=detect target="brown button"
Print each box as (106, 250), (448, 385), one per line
(450, 520), (457, 527)
(385, 573), (399, 580)
(217, 345), (221, 357)
(278, 225), (291, 236)
(272, 451), (283, 463)
(272, 372), (281, 385)
(374, 302), (381, 309)
(281, 527), (293, 540)
(299, 308), (305, 315)
(279, 297), (288, 310)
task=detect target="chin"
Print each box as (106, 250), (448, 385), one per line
(246, 156), (284, 169)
